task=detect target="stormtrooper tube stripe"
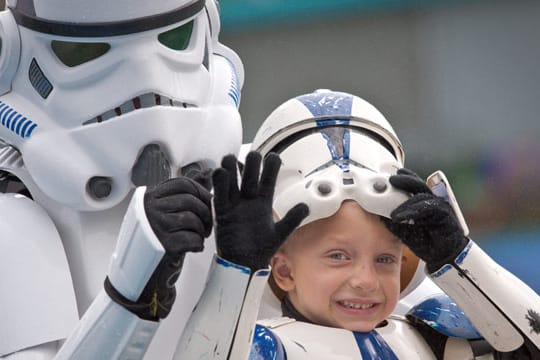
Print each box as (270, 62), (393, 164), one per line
(10, 114), (23, 132)
(0, 101), (37, 138)
(6, 111), (18, 129)
(0, 104), (9, 122)
(15, 118), (30, 136)
(23, 123), (38, 138)
(1, 108), (14, 126)
(10, 0), (206, 37)
(227, 59), (241, 107)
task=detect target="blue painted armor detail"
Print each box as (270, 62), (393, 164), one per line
(215, 256), (251, 275)
(353, 331), (399, 360)
(249, 324), (286, 360)
(455, 240), (473, 266)
(407, 293), (482, 339)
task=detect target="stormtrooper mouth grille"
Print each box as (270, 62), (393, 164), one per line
(83, 93), (196, 125)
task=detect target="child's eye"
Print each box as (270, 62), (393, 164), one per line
(377, 256), (395, 264)
(328, 252), (349, 261)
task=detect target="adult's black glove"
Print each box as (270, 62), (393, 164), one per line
(106, 176), (212, 321)
(212, 151), (309, 271)
(384, 168), (468, 273)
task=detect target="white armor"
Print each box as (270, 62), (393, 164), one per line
(173, 90), (540, 359)
(0, 0), (243, 358)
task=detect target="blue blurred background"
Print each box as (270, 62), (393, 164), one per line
(219, 0), (540, 292)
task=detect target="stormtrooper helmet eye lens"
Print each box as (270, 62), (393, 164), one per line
(51, 40), (111, 67)
(158, 20), (194, 51)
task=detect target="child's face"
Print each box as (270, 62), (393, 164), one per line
(272, 200), (403, 332)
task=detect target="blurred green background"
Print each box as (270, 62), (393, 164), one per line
(219, 0), (540, 291)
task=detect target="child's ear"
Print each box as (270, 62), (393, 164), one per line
(271, 251), (295, 292)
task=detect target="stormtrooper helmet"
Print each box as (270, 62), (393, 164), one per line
(251, 89), (424, 296)
(0, 0), (244, 210)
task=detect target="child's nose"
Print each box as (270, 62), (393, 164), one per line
(348, 263), (380, 292)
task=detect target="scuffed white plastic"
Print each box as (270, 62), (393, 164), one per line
(431, 240), (540, 352)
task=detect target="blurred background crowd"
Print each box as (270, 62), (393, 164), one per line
(1, 0), (537, 289)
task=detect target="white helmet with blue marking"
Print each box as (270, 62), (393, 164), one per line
(0, 0), (243, 210)
(252, 89), (427, 298)
(251, 89), (406, 227)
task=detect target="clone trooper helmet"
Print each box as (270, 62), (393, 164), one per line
(251, 89), (424, 296)
(0, 0), (243, 210)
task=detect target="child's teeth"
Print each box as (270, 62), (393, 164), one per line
(341, 301), (374, 309)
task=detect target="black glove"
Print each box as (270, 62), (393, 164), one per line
(106, 176), (212, 321)
(384, 168), (468, 273)
(212, 151), (309, 271)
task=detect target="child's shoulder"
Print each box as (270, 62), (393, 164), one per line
(252, 316), (436, 359)
(253, 317), (369, 359)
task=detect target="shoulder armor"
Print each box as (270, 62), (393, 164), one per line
(0, 193), (78, 355)
(254, 318), (400, 359)
(406, 293), (482, 339)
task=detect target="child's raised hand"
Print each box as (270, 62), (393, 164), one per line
(384, 168), (468, 273)
(212, 151), (309, 271)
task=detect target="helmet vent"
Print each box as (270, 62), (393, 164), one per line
(317, 183), (332, 196)
(83, 93), (196, 125)
(131, 144), (171, 187)
(29, 58), (53, 99)
(373, 180), (388, 193)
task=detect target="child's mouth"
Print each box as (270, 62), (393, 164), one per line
(338, 300), (375, 310)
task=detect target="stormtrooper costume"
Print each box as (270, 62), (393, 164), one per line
(174, 90), (540, 359)
(0, 0), (243, 358)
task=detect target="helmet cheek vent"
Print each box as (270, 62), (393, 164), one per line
(373, 180), (388, 193)
(29, 58), (53, 99)
(316, 182), (332, 196)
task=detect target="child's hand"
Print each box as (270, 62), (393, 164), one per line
(212, 151), (309, 271)
(384, 168), (468, 273)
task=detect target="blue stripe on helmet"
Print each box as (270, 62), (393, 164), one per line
(296, 91), (353, 117)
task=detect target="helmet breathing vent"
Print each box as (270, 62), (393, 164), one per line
(131, 144), (171, 187)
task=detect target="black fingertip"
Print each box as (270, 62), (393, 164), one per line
(243, 151), (262, 174)
(276, 202), (310, 240)
(246, 150), (262, 163)
(185, 243), (205, 254)
(295, 202), (310, 220)
(262, 152), (282, 176)
(258, 152), (282, 198)
(390, 174), (431, 195)
(241, 151), (262, 198)
(264, 152), (282, 166)
(287, 202), (310, 224)
(221, 154), (238, 172)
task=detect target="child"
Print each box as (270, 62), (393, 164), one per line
(175, 89), (540, 359)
